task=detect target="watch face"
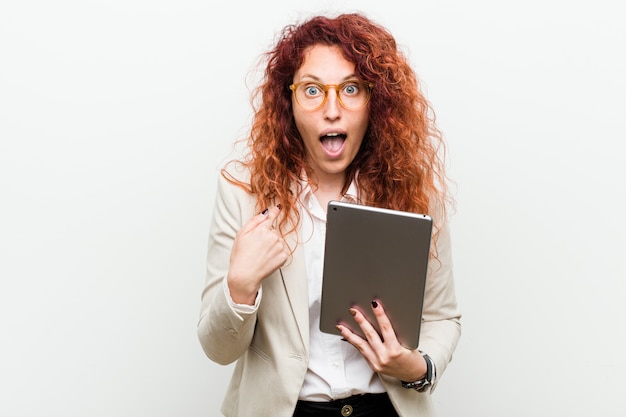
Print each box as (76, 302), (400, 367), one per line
(402, 378), (428, 390)
(416, 380), (431, 392)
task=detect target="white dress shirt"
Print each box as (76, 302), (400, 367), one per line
(297, 180), (386, 401)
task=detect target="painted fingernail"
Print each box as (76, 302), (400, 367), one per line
(371, 300), (378, 308)
(349, 308), (357, 316)
(261, 208), (269, 215)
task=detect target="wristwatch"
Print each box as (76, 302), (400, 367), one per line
(401, 353), (434, 392)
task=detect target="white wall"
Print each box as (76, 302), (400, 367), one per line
(1, 1), (624, 416)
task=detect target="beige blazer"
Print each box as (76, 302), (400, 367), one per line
(197, 168), (461, 417)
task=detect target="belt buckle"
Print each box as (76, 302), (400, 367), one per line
(341, 404), (353, 417)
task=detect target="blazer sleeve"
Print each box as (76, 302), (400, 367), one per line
(197, 170), (258, 365)
(417, 220), (462, 390)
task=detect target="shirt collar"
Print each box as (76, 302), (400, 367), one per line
(298, 173), (360, 206)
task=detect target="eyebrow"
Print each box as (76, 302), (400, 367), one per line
(295, 73), (358, 83)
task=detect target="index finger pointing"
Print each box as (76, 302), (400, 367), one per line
(263, 204), (282, 229)
(239, 207), (271, 233)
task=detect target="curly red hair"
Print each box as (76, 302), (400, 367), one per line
(224, 13), (451, 239)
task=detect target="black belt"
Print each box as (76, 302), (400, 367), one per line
(293, 392), (399, 417)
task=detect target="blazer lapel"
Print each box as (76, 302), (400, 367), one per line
(279, 230), (310, 350)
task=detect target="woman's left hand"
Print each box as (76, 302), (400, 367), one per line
(336, 300), (427, 382)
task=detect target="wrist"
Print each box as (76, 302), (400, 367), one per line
(401, 352), (435, 392)
(398, 349), (428, 382)
(226, 274), (260, 306)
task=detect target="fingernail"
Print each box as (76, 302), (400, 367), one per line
(261, 208), (269, 215)
(349, 308), (357, 316)
(371, 300), (378, 308)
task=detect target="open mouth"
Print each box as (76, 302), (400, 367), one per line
(320, 132), (347, 153)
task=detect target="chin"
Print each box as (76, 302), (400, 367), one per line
(321, 163), (350, 176)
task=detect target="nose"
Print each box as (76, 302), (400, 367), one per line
(323, 88), (342, 120)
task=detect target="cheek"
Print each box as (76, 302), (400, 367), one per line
(354, 114), (370, 140)
(292, 106), (306, 133)
(293, 112), (316, 141)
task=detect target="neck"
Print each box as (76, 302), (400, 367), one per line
(311, 174), (346, 213)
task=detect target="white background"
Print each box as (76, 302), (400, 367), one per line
(1, 1), (625, 416)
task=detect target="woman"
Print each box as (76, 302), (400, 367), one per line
(198, 13), (461, 417)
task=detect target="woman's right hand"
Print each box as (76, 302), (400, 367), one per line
(227, 205), (289, 305)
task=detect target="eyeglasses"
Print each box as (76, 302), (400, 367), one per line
(289, 80), (374, 111)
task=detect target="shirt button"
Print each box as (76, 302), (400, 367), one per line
(341, 404), (353, 416)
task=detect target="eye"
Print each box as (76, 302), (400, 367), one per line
(342, 83), (360, 96)
(304, 84), (323, 97)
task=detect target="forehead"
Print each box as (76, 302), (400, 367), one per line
(294, 44), (356, 82)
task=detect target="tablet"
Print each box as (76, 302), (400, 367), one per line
(319, 200), (433, 350)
